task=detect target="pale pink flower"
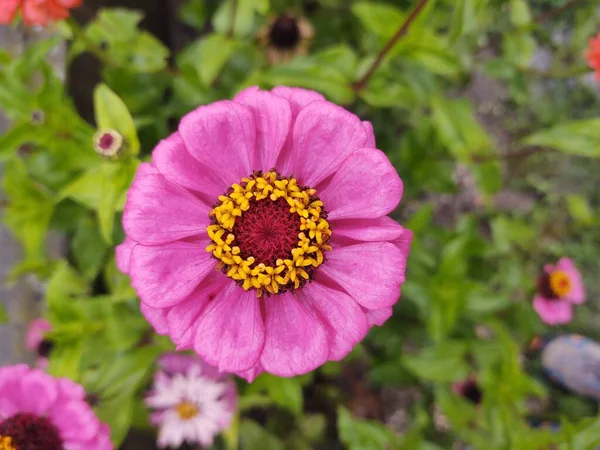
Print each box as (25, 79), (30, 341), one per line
(533, 257), (585, 325)
(117, 86), (412, 381)
(0, 364), (112, 450)
(146, 356), (237, 448)
(25, 318), (53, 369)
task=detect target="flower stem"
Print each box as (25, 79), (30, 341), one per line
(227, 0), (238, 38)
(352, 0), (430, 92)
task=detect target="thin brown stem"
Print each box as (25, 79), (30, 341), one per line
(471, 146), (550, 163)
(534, 0), (587, 24)
(227, 0), (238, 37)
(352, 0), (430, 92)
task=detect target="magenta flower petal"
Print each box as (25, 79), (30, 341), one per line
(179, 100), (255, 190)
(237, 362), (265, 383)
(271, 86), (325, 119)
(134, 162), (159, 180)
(194, 284), (265, 372)
(234, 88), (292, 171)
(363, 121), (376, 148)
(331, 217), (407, 243)
(152, 133), (224, 203)
(297, 282), (368, 361)
(140, 302), (170, 335)
(17, 370), (58, 415)
(115, 237), (137, 275)
(365, 307), (393, 327)
(290, 101), (368, 186)
(25, 318), (52, 351)
(50, 401), (100, 442)
(261, 293), (329, 376)
(320, 242), (406, 309)
(533, 295), (573, 325)
(320, 148), (403, 220)
(123, 174), (211, 245)
(130, 241), (215, 308)
(555, 257), (585, 304)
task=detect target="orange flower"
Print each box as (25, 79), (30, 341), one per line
(0, 0), (81, 26)
(585, 33), (600, 80)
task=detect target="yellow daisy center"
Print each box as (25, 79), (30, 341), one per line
(549, 270), (571, 298)
(206, 170), (332, 297)
(176, 402), (199, 421)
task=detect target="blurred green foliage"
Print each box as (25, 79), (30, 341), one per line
(1, 0), (600, 449)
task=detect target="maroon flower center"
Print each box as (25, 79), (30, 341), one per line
(0, 413), (63, 450)
(98, 133), (114, 150)
(269, 15), (301, 49)
(36, 339), (54, 358)
(460, 380), (483, 405)
(232, 197), (301, 267)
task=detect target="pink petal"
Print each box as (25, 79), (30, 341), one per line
(260, 292), (329, 376)
(319, 148), (402, 220)
(366, 307), (393, 327)
(237, 362), (265, 383)
(234, 87), (292, 171)
(363, 121), (376, 148)
(194, 284), (265, 373)
(56, 378), (86, 403)
(17, 369), (58, 415)
(130, 241), (216, 308)
(179, 101), (255, 190)
(115, 237), (137, 275)
(50, 402), (100, 442)
(123, 174), (211, 245)
(271, 86), (325, 119)
(0, 0), (20, 24)
(555, 257), (586, 304)
(133, 162), (159, 181)
(287, 101), (368, 186)
(393, 228), (413, 257)
(330, 216), (407, 244)
(26, 318), (52, 350)
(533, 295), (573, 325)
(140, 303), (170, 335)
(167, 275), (227, 349)
(320, 242), (406, 310)
(0, 365), (28, 418)
(297, 282), (368, 361)
(152, 132), (224, 204)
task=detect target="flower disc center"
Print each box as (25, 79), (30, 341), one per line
(233, 197), (301, 266)
(176, 402), (200, 421)
(0, 413), (63, 450)
(549, 270), (571, 297)
(269, 15), (301, 49)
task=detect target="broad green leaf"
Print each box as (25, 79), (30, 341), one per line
(213, 0), (269, 37)
(129, 32), (169, 73)
(247, 374), (303, 415)
(94, 83), (140, 155)
(403, 341), (470, 382)
(503, 32), (536, 68)
(566, 194), (594, 225)
(240, 419), (284, 450)
(2, 157), (54, 263)
(47, 340), (84, 380)
(313, 45), (358, 80)
(522, 119), (600, 158)
(465, 290), (511, 316)
(0, 123), (37, 162)
(179, 0), (206, 28)
(337, 406), (398, 450)
(351, 2), (404, 40)
(510, 0), (531, 27)
(180, 34), (237, 86)
(86, 8), (142, 43)
(72, 215), (109, 280)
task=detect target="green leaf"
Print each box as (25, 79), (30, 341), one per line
(129, 32), (170, 73)
(403, 341), (470, 382)
(0, 303), (8, 324)
(179, 0), (206, 28)
(247, 373), (304, 415)
(313, 45), (358, 80)
(59, 160), (138, 243)
(337, 407), (398, 450)
(465, 289), (511, 316)
(94, 83), (140, 155)
(213, 0), (269, 38)
(72, 215), (109, 280)
(522, 119), (600, 158)
(510, 0), (531, 27)
(566, 194), (595, 225)
(0, 123), (37, 162)
(240, 419), (284, 450)
(351, 2), (404, 40)
(47, 340), (84, 380)
(180, 34), (237, 86)
(503, 32), (536, 68)
(86, 8), (142, 43)
(2, 157), (54, 263)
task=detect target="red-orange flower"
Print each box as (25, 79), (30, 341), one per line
(0, 0), (81, 26)
(586, 33), (600, 80)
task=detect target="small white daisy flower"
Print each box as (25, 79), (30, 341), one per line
(146, 364), (236, 449)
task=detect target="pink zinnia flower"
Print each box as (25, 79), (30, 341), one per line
(0, 0), (82, 26)
(533, 257), (585, 325)
(25, 318), (53, 370)
(146, 354), (237, 448)
(0, 364), (112, 450)
(586, 33), (600, 80)
(117, 86), (412, 380)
